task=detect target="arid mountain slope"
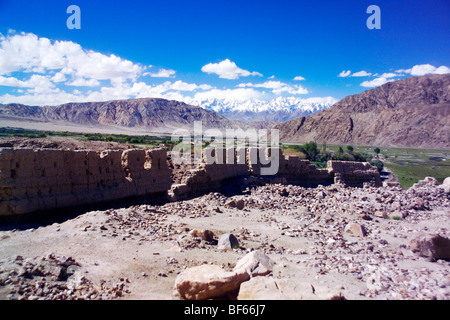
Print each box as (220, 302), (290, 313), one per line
(43, 98), (239, 130)
(276, 74), (450, 148)
(0, 98), (240, 132)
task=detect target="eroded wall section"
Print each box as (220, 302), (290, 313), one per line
(0, 147), (171, 216)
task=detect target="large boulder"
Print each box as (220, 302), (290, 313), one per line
(173, 251), (274, 300)
(233, 251), (274, 277)
(174, 264), (248, 300)
(238, 277), (290, 300)
(410, 233), (450, 261)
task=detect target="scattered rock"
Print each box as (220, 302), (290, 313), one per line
(411, 176), (439, 188)
(345, 223), (367, 238)
(316, 191), (326, 200)
(225, 200), (237, 208)
(218, 233), (239, 249)
(235, 199), (245, 210)
(188, 229), (215, 242)
(388, 212), (403, 220)
(383, 181), (401, 188)
(0, 254), (129, 300)
(233, 251), (274, 277)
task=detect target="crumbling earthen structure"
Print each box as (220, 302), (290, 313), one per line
(0, 147), (171, 216)
(0, 146), (381, 216)
(169, 147), (381, 200)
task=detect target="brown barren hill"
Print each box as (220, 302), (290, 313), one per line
(0, 98), (241, 133)
(276, 74), (450, 148)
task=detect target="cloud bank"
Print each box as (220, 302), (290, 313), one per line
(0, 32), (323, 106)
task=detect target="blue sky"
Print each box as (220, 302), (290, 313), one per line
(0, 0), (449, 105)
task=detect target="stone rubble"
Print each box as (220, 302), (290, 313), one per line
(0, 176), (449, 300)
(0, 254), (130, 300)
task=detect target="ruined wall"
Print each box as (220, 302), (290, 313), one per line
(172, 148), (250, 198)
(0, 145), (382, 216)
(0, 147), (171, 216)
(327, 160), (382, 187)
(169, 147), (381, 200)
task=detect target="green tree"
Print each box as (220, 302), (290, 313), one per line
(370, 160), (384, 172)
(301, 141), (320, 161)
(374, 147), (381, 158)
(346, 145), (354, 153)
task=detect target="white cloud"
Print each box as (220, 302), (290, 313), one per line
(433, 66), (450, 74)
(51, 72), (67, 83)
(379, 72), (398, 78)
(338, 70), (351, 77)
(395, 68), (411, 74)
(201, 59), (262, 80)
(410, 64), (450, 76)
(190, 88), (264, 101)
(0, 91), (82, 106)
(0, 32), (340, 107)
(0, 75), (214, 106)
(144, 68), (176, 78)
(339, 70), (373, 77)
(293, 75), (305, 81)
(351, 70), (372, 77)
(360, 77), (394, 88)
(268, 75), (275, 79)
(0, 74), (55, 93)
(0, 75), (28, 87)
(0, 32), (143, 84)
(160, 80), (213, 92)
(395, 64), (450, 76)
(66, 78), (101, 87)
(303, 96), (338, 105)
(238, 80), (308, 95)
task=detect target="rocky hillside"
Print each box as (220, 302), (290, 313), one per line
(275, 74), (450, 148)
(0, 98), (240, 132)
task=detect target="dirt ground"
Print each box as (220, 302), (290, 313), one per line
(1, 181), (449, 300)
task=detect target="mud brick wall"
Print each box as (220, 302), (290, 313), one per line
(278, 155), (333, 186)
(0, 147), (171, 216)
(0, 146), (381, 216)
(177, 148), (250, 197)
(171, 148), (382, 200)
(327, 160), (382, 187)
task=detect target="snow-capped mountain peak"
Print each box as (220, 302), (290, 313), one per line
(184, 96), (337, 122)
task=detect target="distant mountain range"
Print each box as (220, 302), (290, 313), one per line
(1, 74), (449, 148)
(0, 98), (241, 133)
(275, 74), (450, 149)
(184, 96), (336, 122)
(0, 96), (334, 133)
